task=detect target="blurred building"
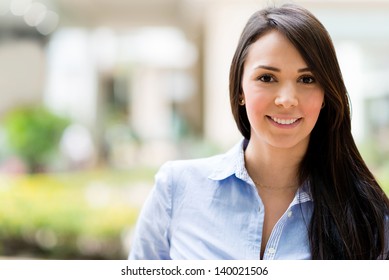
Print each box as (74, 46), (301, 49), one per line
(1, 0), (389, 169)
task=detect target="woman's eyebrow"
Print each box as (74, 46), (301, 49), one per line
(254, 65), (312, 73)
(254, 65), (280, 72)
(298, 67), (312, 73)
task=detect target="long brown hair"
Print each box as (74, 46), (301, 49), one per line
(229, 4), (389, 259)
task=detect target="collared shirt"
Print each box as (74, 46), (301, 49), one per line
(129, 139), (314, 260)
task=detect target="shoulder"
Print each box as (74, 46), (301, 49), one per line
(156, 139), (246, 183)
(152, 139), (246, 205)
(157, 153), (226, 183)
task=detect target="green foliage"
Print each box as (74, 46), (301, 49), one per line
(376, 163), (389, 196)
(0, 168), (154, 259)
(3, 106), (69, 172)
(358, 139), (389, 195)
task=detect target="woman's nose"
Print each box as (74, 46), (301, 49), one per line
(274, 83), (298, 108)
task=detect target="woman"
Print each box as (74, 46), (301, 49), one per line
(129, 4), (389, 259)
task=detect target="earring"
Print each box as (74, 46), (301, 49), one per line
(239, 98), (245, 106)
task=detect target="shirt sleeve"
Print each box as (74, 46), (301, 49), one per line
(128, 162), (173, 259)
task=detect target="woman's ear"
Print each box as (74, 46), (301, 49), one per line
(239, 94), (245, 106)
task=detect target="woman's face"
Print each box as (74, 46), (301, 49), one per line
(241, 30), (324, 151)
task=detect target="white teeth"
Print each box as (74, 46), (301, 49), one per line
(271, 117), (299, 125)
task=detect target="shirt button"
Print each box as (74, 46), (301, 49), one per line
(287, 210), (293, 218)
(268, 248), (276, 254)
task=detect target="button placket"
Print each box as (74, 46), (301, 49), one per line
(268, 247), (276, 254)
(262, 206), (293, 259)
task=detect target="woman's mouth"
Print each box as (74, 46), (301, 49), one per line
(270, 116), (300, 125)
(267, 116), (302, 128)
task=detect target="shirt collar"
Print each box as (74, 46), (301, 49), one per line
(208, 138), (250, 182)
(293, 181), (313, 204)
(208, 138), (313, 202)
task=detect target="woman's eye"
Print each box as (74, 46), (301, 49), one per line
(299, 76), (315, 84)
(258, 74), (275, 83)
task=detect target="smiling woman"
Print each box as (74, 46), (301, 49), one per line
(238, 30), (326, 257)
(241, 30), (324, 154)
(129, 3), (389, 260)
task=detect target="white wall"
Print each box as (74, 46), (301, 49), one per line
(0, 39), (45, 115)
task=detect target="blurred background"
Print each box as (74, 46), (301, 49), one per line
(0, 0), (388, 259)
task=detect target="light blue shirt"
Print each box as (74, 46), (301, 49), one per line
(129, 139), (314, 260)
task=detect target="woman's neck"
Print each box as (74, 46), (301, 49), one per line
(244, 139), (307, 191)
